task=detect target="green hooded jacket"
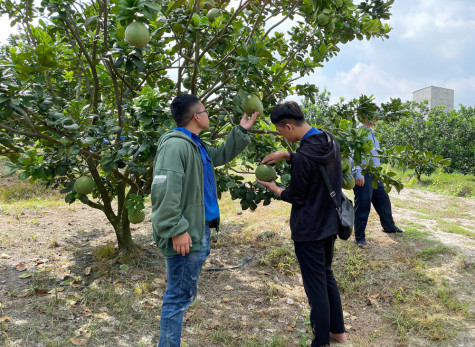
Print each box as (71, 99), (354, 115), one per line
(151, 125), (251, 256)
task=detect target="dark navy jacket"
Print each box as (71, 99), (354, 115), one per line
(281, 130), (342, 242)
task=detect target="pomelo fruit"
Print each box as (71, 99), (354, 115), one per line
(241, 94), (263, 115)
(183, 77), (191, 89)
(255, 164), (276, 182)
(128, 210), (145, 224)
(341, 158), (351, 174)
(317, 13), (330, 27)
(202, 0), (215, 10)
(125, 21), (150, 48)
(74, 176), (95, 195)
(342, 172), (355, 190)
(207, 8), (222, 22)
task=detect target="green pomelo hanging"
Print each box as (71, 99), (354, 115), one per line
(202, 0), (215, 10)
(255, 164), (276, 182)
(342, 172), (355, 190)
(74, 176), (95, 195)
(128, 210), (145, 224)
(207, 8), (222, 22)
(341, 158), (352, 174)
(241, 94), (263, 115)
(183, 77), (191, 89)
(317, 13), (330, 27)
(125, 22), (150, 48)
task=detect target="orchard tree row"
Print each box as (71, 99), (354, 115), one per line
(376, 102), (474, 178)
(0, 0), (398, 253)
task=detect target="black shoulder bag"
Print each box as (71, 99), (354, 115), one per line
(318, 165), (354, 240)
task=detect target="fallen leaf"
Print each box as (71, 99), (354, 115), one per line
(19, 273), (32, 279)
(15, 263), (27, 272)
(34, 288), (48, 295)
(2, 316), (10, 322)
(70, 337), (89, 346)
(0, 253), (10, 259)
(94, 312), (109, 319)
(60, 279), (75, 286)
(83, 267), (92, 276)
(153, 278), (164, 284)
(224, 285), (233, 291)
(134, 287), (143, 295)
(18, 289), (32, 298)
(222, 297), (233, 303)
(370, 293), (380, 299)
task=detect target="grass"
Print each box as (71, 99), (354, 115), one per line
(392, 167), (475, 198)
(1, 164), (474, 346)
(437, 219), (475, 238)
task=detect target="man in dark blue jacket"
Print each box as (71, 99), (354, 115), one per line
(257, 101), (347, 346)
(351, 116), (405, 249)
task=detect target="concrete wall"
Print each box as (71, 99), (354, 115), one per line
(413, 86), (454, 111)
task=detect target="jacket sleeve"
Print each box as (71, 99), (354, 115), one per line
(280, 153), (312, 206)
(151, 140), (190, 239)
(207, 126), (251, 167)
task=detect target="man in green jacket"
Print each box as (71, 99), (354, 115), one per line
(151, 94), (258, 347)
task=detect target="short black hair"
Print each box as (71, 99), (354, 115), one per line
(171, 94), (200, 127)
(270, 101), (305, 127)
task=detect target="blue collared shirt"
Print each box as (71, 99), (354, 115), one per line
(352, 126), (381, 180)
(174, 128), (220, 222)
(302, 127), (322, 140)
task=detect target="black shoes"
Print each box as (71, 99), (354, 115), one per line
(383, 227), (405, 233)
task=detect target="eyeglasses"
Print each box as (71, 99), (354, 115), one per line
(195, 109), (208, 115)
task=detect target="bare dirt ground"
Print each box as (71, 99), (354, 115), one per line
(0, 176), (474, 346)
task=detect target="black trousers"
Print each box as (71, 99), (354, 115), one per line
(294, 235), (345, 347)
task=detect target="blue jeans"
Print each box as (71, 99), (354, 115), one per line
(353, 173), (396, 243)
(158, 225), (211, 347)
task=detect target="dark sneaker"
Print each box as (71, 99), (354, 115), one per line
(383, 227), (405, 233)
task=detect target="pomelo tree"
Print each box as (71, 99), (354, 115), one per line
(0, 0), (396, 253)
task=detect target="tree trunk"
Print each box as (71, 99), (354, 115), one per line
(114, 216), (137, 254)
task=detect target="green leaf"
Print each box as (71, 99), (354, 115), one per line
(0, 95), (10, 103)
(18, 171), (30, 180)
(166, 0), (186, 16)
(142, 2), (161, 11)
(84, 16), (99, 27)
(64, 124), (80, 130)
(226, 181), (237, 189)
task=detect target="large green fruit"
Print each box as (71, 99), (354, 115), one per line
(255, 164), (276, 182)
(342, 172), (355, 190)
(341, 158), (352, 174)
(202, 0), (215, 10)
(128, 210), (145, 224)
(183, 77), (191, 89)
(125, 22), (150, 48)
(241, 94), (263, 115)
(317, 13), (330, 26)
(207, 8), (222, 22)
(74, 176), (95, 195)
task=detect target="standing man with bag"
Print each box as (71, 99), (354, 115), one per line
(257, 101), (347, 346)
(151, 94), (258, 347)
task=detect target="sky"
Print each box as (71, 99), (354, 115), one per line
(299, 0), (475, 107)
(1, 0), (474, 108)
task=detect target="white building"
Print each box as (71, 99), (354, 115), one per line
(412, 86), (454, 111)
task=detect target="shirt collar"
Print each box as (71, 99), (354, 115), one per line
(302, 127), (321, 140)
(174, 127), (201, 142)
